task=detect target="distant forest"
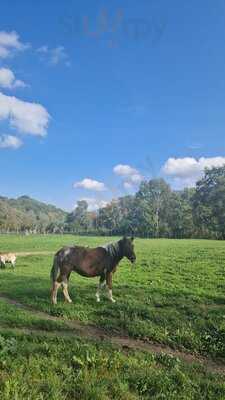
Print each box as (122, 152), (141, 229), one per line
(1, 166), (225, 239)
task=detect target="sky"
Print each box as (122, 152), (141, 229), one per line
(0, 0), (225, 211)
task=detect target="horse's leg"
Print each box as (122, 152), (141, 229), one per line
(51, 281), (61, 305)
(96, 274), (105, 302)
(106, 272), (116, 303)
(61, 272), (73, 303)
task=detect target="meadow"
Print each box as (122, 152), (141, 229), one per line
(0, 235), (225, 399)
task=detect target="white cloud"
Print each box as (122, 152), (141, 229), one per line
(75, 197), (108, 211)
(0, 92), (50, 136)
(37, 45), (70, 66)
(0, 68), (26, 89)
(0, 32), (49, 148)
(0, 31), (29, 59)
(0, 134), (23, 149)
(162, 157), (225, 187)
(123, 182), (133, 190)
(74, 178), (106, 191)
(113, 164), (143, 188)
(114, 164), (137, 176)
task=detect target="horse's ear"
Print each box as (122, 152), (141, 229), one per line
(131, 236), (134, 242)
(123, 235), (127, 241)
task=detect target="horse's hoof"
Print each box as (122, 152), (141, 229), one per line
(96, 298), (100, 303)
(110, 298), (116, 303)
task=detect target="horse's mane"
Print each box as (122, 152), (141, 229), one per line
(101, 240), (121, 260)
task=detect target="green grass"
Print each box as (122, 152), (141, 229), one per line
(0, 235), (225, 398)
(0, 332), (224, 400)
(0, 234), (113, 252)
(0, 300), (70, 332)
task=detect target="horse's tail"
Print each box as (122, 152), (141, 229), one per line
(50, 254), (60, 282)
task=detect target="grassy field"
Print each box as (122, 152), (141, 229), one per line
(0, 235), (225, 399)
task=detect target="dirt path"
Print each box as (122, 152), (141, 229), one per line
(0, 294), (224, 375)
(14, 251), (54, 256)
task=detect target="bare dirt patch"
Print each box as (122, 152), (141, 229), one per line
(15, 251), (54, 257)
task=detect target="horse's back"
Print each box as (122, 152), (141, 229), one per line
(55, 245), (108, 277)
(56, 245), (89, 261)
(56, 245), (106, 261)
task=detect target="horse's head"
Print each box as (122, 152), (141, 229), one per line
(121, 236), (136, 264)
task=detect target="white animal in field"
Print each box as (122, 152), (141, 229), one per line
(0, 253), (16, 268)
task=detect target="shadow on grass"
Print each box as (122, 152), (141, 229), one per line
(1, 271), (225, 358)
(1, 270), (225, 308)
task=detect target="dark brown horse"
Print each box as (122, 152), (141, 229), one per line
(50, 237), (136, 304)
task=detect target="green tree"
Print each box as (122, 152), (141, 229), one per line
(134, 179), (173, 237)
(192, 166), (225, 238)
(66, 200), (91, 233)
(168, 189), (195, 238)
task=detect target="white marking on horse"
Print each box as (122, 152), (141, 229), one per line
(64, 248), (72, 257)
(52, 281), (61, 305)
(108, 289), (116, 303)
(96, 281), (106, 302)
(62, 282), (73, 303)
(96, 288), (101, 303)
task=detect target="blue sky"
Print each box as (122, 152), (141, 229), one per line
(0, 0), (225, 210)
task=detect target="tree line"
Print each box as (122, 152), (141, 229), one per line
(1, 166), (225, 239)
(0, 195), (66, 234)
(65, 166), (225, 239)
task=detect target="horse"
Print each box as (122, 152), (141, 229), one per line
(50, 236), (136, 305)
(0, 253), (16, 268)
